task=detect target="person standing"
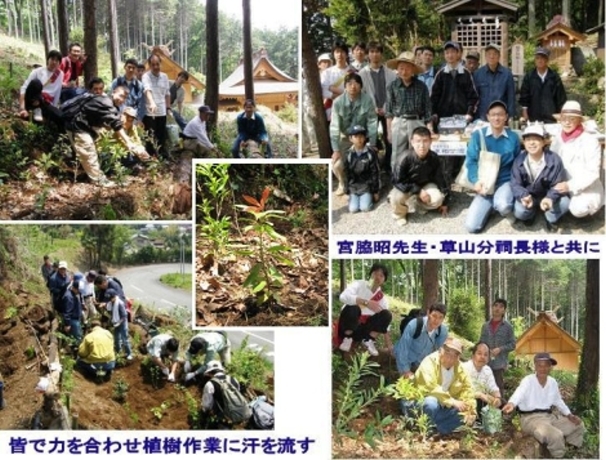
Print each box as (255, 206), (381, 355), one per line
(62, 280), (83, 344)
(479, 298), (516, 400)
(473, 44), (516, 120)
(336, 263), (393, 357)
(142, 54), (171, 157)
(417, 46), (439, 93)
(41, 256), (53, 284)
(465, 51), (481, 74)
(519, 48), (567, 124)
(359, 41), (397, 173)
(351, 42), (368, 71)
(168, 70), (189, 130)
(104, 289), (133, 361)
(111, 58), (145, 114)
(385, 51), (432, 172)
(320, 41), (355, 121)
(48, 261), (70, 312)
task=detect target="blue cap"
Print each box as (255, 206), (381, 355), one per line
(105, 288), (118, 298)
(444, 41), (461, 51)
(348, 125), (367, 136)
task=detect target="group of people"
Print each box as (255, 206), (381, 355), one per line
(17, 44), (276, 188)
(335, 263), (585, 458)
(317, 39), (603, 232)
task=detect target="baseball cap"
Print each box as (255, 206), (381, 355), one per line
(522, 124), (547, 139)
(466, 51), (480, 60)
(58, 261), (68, 269)
(487, 100), (508, 112)
(485, 43), (501, 52)
(348, 125), (367, 136)
(444, 41), (461, 51)
(198, 105), (214, 114)
(534, 47), (550, 57)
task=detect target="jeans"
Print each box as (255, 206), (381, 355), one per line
(349, 192), (373, 213)
(113, 322), (132, 356)
(76, 359), (115, 380)
(231, 134), (273, 158)
(465, 182), (514, 233)
(170, 108), (188, 131)
(68, 319), (82, 344)
(514, 196), (570, 224)
(422, 396), (463, 434)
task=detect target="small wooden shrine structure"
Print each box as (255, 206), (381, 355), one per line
(534, 16), (586, 72)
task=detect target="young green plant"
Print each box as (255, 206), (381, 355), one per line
(236, 187), (293, 306)
(196, 164), (232, 258)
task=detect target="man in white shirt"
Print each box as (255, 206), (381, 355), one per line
(320, 41), (355, 122)
(142, 54), (171, 157)
(18, 50), (64, 124)
(182, 105), (218, 157)
(503, 353), (585, 458)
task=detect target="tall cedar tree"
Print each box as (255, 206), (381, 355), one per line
(242, 0), (254, 102)
(83, 0), (98, 84)
(205, 0), (219, 135)
(422, 259), (438, 311)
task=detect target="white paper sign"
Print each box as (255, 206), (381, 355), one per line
(432, 141), (467, 156)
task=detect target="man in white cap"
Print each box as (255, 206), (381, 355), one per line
(503, 353), (585, 458)
(48, 261), (71, 312)
(473, 44), (516, 120)
(182, 105), (218, 157)
(385, 51), (432, 172)
(550, 100), (604, 218)
(519, 47), (567, 124)
(317, 53), (332, 72)
(511, 123), (569, 231)
(410, 337), (475, 435)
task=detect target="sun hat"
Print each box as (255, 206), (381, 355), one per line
(386, 51), (423, 73)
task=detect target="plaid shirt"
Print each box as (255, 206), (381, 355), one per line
(330, 92), (378, 150)
(385, 77), (432, 123)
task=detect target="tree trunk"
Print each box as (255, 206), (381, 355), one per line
(302, 4), (330, 158)
(47, 0), (56, 48)
(528, 0), (536, 37)
(484, 259), (492, 320)
(422, 260), (438, 312)
(83, 0), (97, 84)
(574, 259), (599, 411)
(39, 0), (50, 56)
(339, 259), (345, 293)
(562, 0), (570, 25)
(108, 0), (119, 79)
(205, 0), (219, 135)
(242, 0), (254, 102)
(56, 0), (69, 56)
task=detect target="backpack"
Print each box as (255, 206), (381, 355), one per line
(211, 376), (252, 424)
(399, 308), (442, 339)
(107, 276), (123, 289)
(250, 397), (274, 430)
(61, 92), (95, 123)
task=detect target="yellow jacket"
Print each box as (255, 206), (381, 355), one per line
(414, 350), (476, 416)
(78, 326), (116, 364)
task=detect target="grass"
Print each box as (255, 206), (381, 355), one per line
(159, 272), (192, 291)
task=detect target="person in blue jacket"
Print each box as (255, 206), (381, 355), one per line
(231, 99), (273, 158)
(394, 303), (448, 379)
(62, 280), (83, 344)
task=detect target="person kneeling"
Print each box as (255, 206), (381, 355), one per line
(76, 320), (116, 382)
(341, 125), (381, 213)
(410, 337), (476, 435)
(389, 126), (449, 226)
(511, 124), (569, 232)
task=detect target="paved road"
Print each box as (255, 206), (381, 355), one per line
(229, 330), (274, 364)
(114, 263), (192, 313)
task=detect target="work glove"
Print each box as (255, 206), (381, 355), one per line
(161, 367), (170, 377)
(185, 372), (196, 382)
(183, 361), (192, 373)
(168, 372), (176, 382)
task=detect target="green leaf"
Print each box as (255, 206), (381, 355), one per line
(252, 280), (267, 293)
(243, 263), (263, 287)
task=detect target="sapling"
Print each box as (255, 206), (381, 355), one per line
(236, 187), (294, 306)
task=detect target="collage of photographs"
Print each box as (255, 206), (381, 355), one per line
(0, 0), (603, 459)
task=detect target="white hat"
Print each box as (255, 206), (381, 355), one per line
(58, 261), (68, 269)
(204, 360), (224, 375)
(317, 53), (332, 64)
(553, 100), (588, 121)
(522, 124), (547, 139)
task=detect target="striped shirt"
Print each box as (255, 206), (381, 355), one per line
(385, 77), (431, 123)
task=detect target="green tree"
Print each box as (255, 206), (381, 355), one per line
(447, 287), (484, 342)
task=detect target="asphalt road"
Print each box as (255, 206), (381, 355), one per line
(114, 263), (192, 313)
(228, 330), (275, 364)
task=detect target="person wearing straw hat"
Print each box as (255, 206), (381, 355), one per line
(550, 100), (604, 218)
(473, 43), (516, 121)
(519, 47), (567, 124)
(503, 353), (585, 458)
(410, 337), (476, 435)
(330, 73), (378, 195)
(464, 100), (520, 233)
(511, 123), (569, 231)
(384, 51), (432, 172)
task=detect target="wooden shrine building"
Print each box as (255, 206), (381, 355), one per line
(437, 0), (519, 67)
(219, 48), (299, 112)
(515, 312), (581, 372)
(534, 16), (586, 73)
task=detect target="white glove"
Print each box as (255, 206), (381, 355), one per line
(168, 372), (176, 382)
(185, 372), (195, 382)
(183, 361), (192, 373)
(161, 367), (170, 377)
